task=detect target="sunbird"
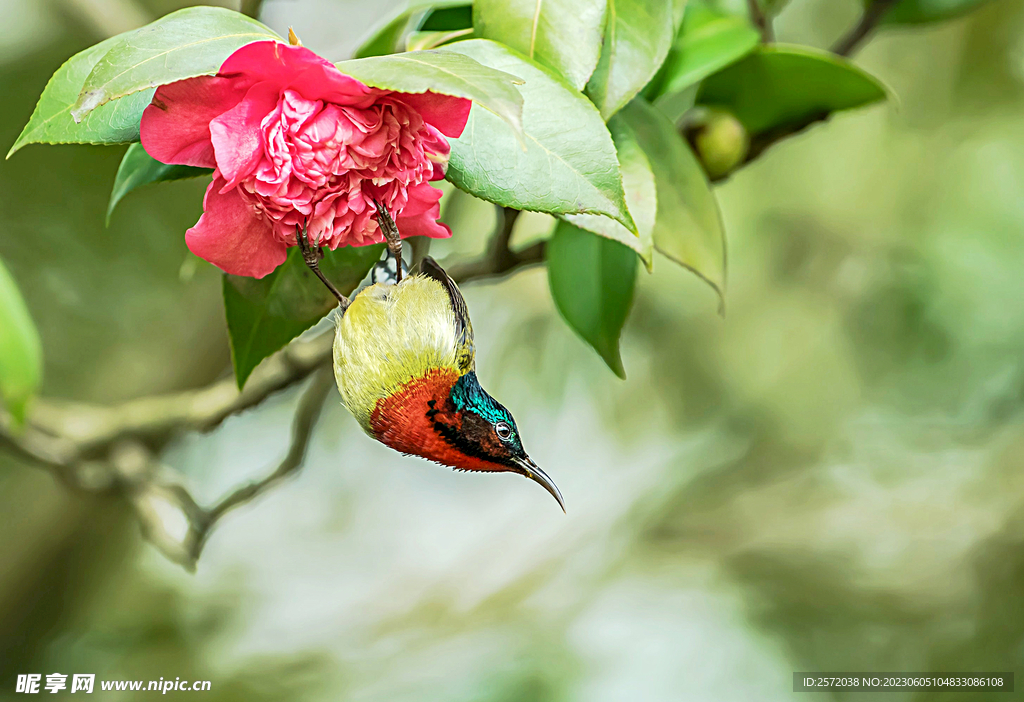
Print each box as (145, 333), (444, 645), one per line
(295, 204), (564, 511)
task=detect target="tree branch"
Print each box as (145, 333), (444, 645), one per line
(1, 241), (544, 569)
(176, 366), (335, 566)
(832, 0), (901, 56)
(27, 336), (331, 456)
(746, 0), (774, 43)
(444, 206), (546, 281)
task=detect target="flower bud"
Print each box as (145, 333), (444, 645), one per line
(681, 108), (749, 180)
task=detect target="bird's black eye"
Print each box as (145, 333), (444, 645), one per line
(495, 421), (512, 441)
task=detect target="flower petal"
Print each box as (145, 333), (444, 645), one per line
(397, 92), (471, 138)
(210, 82), (279, 190)
(219, 41), (377, 106)
(186, 178), (286, 278)
(420, 124), (451, 181)
(141, 76), (247, 167)
(396, 213), (452, 239)
(396, 183), (450, 238)
(400, 182), (443, 216)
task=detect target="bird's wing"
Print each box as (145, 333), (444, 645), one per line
(420, 256), (475, 371)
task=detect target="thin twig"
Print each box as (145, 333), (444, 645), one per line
(832, 0), (901, 56)
(746, 0), (774, 43)
(491, 206), (520, 271)
(446, 241), (544, 282)
(444, 206), (537, 280)
(185, 366), (335, 564)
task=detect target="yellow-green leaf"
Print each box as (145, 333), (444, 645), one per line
(564, 114), (656, 270)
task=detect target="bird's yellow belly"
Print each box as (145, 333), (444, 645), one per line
(332, 275), (463, 431)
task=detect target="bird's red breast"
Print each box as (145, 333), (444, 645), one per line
(369, 368), (507, 472)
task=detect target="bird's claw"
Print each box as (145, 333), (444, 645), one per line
(372, 198), (403, 283)
(296, 225), (323, 267)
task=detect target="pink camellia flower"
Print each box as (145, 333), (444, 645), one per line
(140, 41), (470, 278)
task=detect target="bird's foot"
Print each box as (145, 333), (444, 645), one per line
(295, 223), (350, 310)
(372, 199), (403, 284)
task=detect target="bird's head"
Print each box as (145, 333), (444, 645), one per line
(425, 371), (563, 511)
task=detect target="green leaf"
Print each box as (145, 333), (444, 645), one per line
(442, 39), (636, 233)
(474, 0), (607, 90)
(547, 221), (637, 378)
(621, 98), (725, 304)
(876, 0), (992, 24)
(355, 0), (470, 58)
(224, 245), (383, 389)
(72, 6), (280, 121)
(405, 29), (475, 51)
(671, 0), (688, 31)
(420, 4), (473, 30)
(650, 7), (760, 99)
(356, 8), (422, 58)
(695, 44), (888, 137)
(585, 0), (675, 119)
(335, 48), (525, 136)
(8, 34), (154, 157)
(107, 143), (212, 225)
(563, 114), (656, 270)
(0, 257), (42, 424)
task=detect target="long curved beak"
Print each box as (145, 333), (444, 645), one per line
(512, 456), (565, 513)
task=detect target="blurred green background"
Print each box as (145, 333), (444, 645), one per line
(3, 0), (1024, 699)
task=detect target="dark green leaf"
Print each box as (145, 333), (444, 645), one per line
(586, 0), (676, 119)
(695, 44), (888, 136)
(224, 245), (382, 388)
(8, 34), (154, 157)
(355, 0), (470, 58)
(564, 114), (656, 270)
(335, 48), (525, 136)
(621, 98), (725, 304)
(877, 0), (992, 24)
(443, 39), (636, 233)
(0, 257), (42, 424)
(420, 4), (473, 30)
(72, 6), (279, 121)
(474, 0), (607, 90)
(107, 143), (211, 225)
(650, 7), (760, 99)
(547, 222), (637, 378)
